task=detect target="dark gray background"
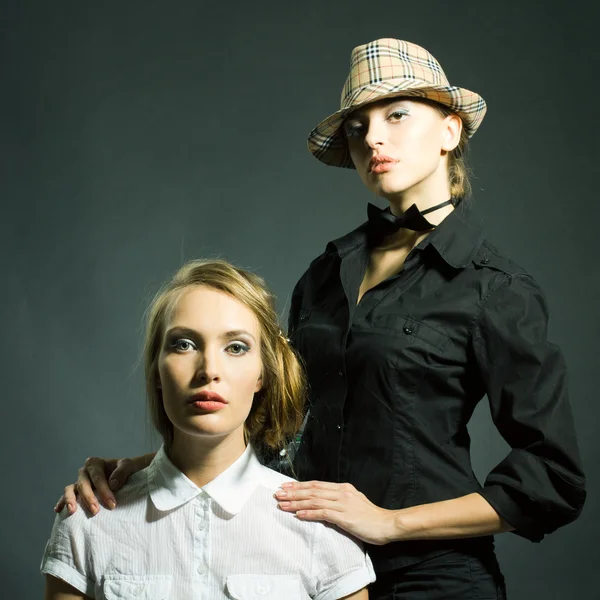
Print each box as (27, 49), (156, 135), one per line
(2, 1), (597, 597)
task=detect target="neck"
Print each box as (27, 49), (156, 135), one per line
(166, 430), (247, 488)
(385, 165), (454, 224)
(376, 177), (454, 250)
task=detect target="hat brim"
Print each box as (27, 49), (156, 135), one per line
(307, 82), (487, 168)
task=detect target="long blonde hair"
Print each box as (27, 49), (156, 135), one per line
(143, 259), (306, 456)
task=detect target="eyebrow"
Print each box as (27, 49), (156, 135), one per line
(165, 326), (257, 343)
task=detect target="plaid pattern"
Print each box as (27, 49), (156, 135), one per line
(308, 39), (487, 168)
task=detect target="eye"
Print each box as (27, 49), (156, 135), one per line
(343, 120), (364, 138)
(388, 109), (409, 122)
(171, 338), (196, 352)
(226, 342), (251, 356)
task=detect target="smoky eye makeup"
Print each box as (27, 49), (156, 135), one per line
(225, 341), (252, 356)
(343, 118), (365, 138)
(170, 338), (196, 352)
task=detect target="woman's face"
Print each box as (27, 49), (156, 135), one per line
(157, 285), (263, 447)
(344, 98), (460, 200)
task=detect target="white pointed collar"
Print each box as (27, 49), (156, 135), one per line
(148, 444), (263, 515)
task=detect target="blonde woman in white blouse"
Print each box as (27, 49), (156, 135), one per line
(42, 259), (374, 600)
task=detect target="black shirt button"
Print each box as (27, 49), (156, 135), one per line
(403, 326), (414, 335)
(481, 257), (490, 265)
(336, 424), (342, 431)
(338, 371), (343, 376)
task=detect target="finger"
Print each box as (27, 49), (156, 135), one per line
(84, 460), (117, 510)
(275, 488), (341, 502)
(108, 458), (136, 491)
(278, 498), (342, 513)
(280, 480), (349, 492)
(62, 483), (81, 514)
(54, 495), (66, 513)
(295, 508), (340, 525)
(76, 468), (102, 515)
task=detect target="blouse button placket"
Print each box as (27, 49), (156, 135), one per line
(194, 493), (210, 584)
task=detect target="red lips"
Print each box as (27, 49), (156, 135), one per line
(369, 154), (398, 173)
(189, 390), (228, 412)
(190, 391), (227, 404)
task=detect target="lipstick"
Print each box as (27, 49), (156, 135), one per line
(189, 391), (227, 412)
(369, 155), (398, 174)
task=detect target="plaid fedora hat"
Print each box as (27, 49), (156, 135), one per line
(307, 38), (487, 168)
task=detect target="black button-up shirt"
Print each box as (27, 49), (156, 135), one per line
(288, 206), (586, 572)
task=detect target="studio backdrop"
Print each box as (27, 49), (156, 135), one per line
(1, 1), (597, 598)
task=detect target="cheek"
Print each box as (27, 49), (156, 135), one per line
(230, 360), (263, 398)
(348, 142), (366, 169)
(158, 355), (188, 394)
(349, 146), (377, 190)
(402, 126), (443, 171)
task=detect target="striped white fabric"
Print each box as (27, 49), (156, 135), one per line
(41, 445), (375, 599)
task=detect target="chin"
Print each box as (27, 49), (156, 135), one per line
(368, 173), (413, 197)
(173, 414), (230, 436)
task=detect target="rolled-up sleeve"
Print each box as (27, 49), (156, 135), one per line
(311, 522), (376, 600)
(472, 273), (586, 542)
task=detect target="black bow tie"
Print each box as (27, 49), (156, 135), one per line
(367, 199), (455, 237)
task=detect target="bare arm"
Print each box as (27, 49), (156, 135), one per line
(55, 453), (155, 515)
(276, 482), (512, 545)
(341, 588), (369, 600)
(44, 575), (90, 600)
(389, 492), (513, 541)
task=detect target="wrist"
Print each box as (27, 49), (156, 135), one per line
(389, 506), (423, 542)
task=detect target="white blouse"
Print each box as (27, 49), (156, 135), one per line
(41, 444), (375, 599)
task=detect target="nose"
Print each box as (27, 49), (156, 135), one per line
(194, 348), (221, 385)
(363, 117), (386, 150)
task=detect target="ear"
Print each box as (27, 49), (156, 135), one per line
(255, 375), (263, 393)
(441, 113), (462, 153)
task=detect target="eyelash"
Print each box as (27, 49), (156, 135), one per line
(171, 338), (195, 352)
(226, 342), (251, 356)
(169, 338), (251, 356)
(344, 110), (408, 137)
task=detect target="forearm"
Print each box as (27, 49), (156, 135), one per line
(388, 492), (514, 542)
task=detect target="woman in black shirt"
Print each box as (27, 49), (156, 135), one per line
(57, 39), (585, 599)
(271, 38), (585, 598)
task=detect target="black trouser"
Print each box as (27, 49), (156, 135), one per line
(369, 549), (507, 599)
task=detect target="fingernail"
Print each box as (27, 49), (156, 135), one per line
(276, 490), (287, 497)
(67, 503), (73, 513)
(90, 504), (98, 515)
(281, 483), (293, 489)
(278, 502), (291, 508)
(107, 499), (116, 510)
(109, 479), (119, 491)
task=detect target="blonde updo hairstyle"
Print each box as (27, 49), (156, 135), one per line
(425, 98), (472, 200)
(143, 259), (306, 456)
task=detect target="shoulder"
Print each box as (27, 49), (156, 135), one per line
(472, 237), (548, 297)
(253, 466), (364, 545)
(475, 237), (530, 278)
(291, 247), (336, 294)
(56, 470), (149, 537)
(254, 462), (297, 491)
(292, 225), (366, 289)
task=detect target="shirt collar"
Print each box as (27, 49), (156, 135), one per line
(148, 444), (263, 515)
(423, 204), (483, 269)
(329, 203), (483, 269)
